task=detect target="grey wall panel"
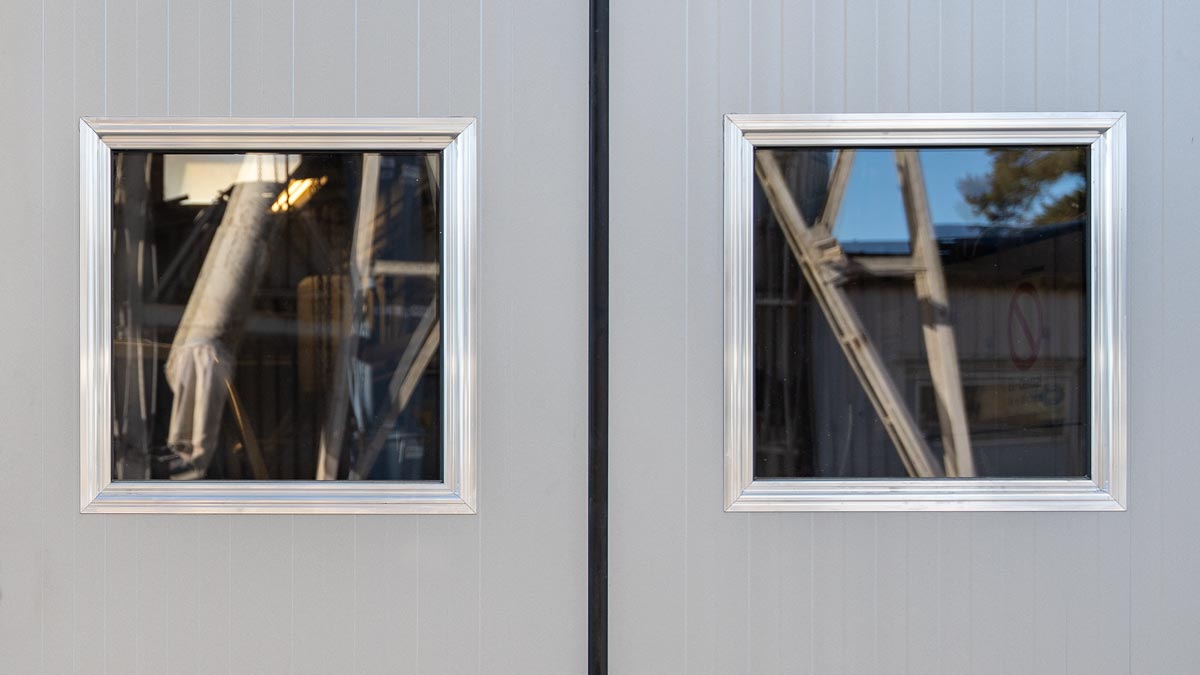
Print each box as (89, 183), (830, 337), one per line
(607, 0), (689, 672)
(611, 1), (1188, 674)
(230, 0), (294, 118)
(0, 1), (44, 671)
(293, 519), (358, 675)
(904, 515), (940, 672)
(354, 517), (420, 674)
(295, 0), (355, 117)
(780, 0), (816, 112)
(138, 1), (170, 116)
(418, 1), (451, 115)
(876, 513), (909, 672)
(448, 0), (481, 118)
(476, 2), (588, 673)
(1100, 0), (1163, 666)
(0, 0), (586, 672)
(40, 3), (81, 673)
(104, 517), (139, 673)
(941, 1), (973, 111)
(231, 517), (293, 672)
(417, 516), (481, 675)
(1159, 3), (1200, 673)
(696, 2), (752, 675)
(846, 0), (878, 113)
(356, 0), (420, 117)
(168, 0), (200, 117)
(196, 0), (232, 116)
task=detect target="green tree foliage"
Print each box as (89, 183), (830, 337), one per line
(957, 147), (1087, 225)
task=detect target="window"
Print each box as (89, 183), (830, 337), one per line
(724, 114), (1126, 511)
(81, 118), (476, 513)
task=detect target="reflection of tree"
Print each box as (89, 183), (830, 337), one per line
(958, 148), (1086, 225)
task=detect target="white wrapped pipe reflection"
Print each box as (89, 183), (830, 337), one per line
(164, 155), (290, 478)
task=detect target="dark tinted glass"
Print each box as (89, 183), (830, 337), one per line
(110, 151), (441, 481)
(753, 146), (1088, 479)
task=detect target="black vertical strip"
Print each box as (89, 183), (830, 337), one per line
(588, 0), (609, 672)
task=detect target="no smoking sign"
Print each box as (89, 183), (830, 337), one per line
(1008, 282), (1043, 370)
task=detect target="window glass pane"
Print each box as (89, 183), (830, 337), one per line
(111, 151), (442, 481)
(753, 146), (1089, 479)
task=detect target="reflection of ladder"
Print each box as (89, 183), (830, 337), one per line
(756, 149), (975, 477)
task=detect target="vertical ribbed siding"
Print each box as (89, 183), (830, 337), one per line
(0, 1), (588, 673)
(610, 0), (1182, 673)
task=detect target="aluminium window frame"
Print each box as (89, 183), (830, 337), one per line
(80, 117), (478, 514)
(724, 112), (1127, 512)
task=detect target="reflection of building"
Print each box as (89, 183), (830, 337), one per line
(754, 150), (1088, 479)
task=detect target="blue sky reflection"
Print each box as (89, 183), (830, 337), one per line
(832, 148), (1085, 244)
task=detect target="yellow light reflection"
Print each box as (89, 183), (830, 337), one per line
(271, 176), (328, 213)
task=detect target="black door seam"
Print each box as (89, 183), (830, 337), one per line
(588, 0), (609, 672)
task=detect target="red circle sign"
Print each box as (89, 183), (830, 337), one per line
(1008, 282), (1043, 370)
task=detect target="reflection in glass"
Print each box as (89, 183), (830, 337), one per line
(111, 151), (442, 481)
(753, 146), (1088, 479)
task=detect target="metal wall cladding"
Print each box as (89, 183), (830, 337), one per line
(0, 1), (587, 673)
(610, 0), (1189, 673)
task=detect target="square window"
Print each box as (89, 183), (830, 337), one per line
(724, 114), (1126, 511)
(81, 119), (477, 513)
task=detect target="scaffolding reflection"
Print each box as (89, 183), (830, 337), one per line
(111, 151), (443, 481)
(753, 146), (1089, 479)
